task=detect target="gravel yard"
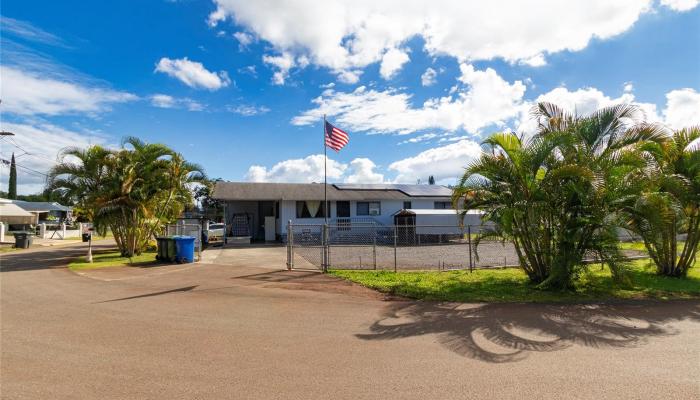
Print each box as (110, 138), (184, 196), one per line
(294, 242), (649, 271)
(295, 241), (521, 270)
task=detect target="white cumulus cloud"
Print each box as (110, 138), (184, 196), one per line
(233, 31), (254, 49)
(246, 154), (347, 182)
(293, 64), (526, 135)
(660, 0), (699, 11)
(345, 158), (385, 183)
(663, 88), (700, 129)
(245, 155), (386, 183)
(155, 57), (231, 90)
(379, 48), (410, 79)
(207, 0), (672, 82)
(514, 85), (661, 135)
(389, 139), (482, 183)
(262, 52), (295, 85)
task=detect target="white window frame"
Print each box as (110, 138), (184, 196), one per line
(357, 201), (381, 216)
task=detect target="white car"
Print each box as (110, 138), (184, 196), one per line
(207, 223), (225, 244)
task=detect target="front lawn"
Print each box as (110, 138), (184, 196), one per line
(68, 250), (158, 270)
(330, 260), (700, 303)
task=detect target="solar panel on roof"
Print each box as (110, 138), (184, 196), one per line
(333, 183), (452, 196)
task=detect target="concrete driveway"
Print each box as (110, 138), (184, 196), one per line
(1, 243), (699, 399)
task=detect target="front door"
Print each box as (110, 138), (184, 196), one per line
(257, 201), (275, 240)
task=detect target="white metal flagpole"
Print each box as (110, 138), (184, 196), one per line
(323, 114), (327, 223)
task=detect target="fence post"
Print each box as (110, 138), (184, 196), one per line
(327, 224), (331, 270)
(373, 225), (377, 270)
(286, 220), (293, 270)
(393, 225), (398, 273)
(198, 224), (202, 261)
(322, 223), (329, 272)
(468, 225), (473, 272)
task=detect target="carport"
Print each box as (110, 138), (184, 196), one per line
(0, 201), (37, 226)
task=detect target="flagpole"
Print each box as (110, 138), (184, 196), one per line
(323, 114), (327, 224)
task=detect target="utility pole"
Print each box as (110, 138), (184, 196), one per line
(8, 153), (17, 199)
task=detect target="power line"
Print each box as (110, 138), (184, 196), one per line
(0, 136), (56, 163)
(0, 158), (49, 177)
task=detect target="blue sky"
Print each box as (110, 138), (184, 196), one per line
(1, 0), (699, 194)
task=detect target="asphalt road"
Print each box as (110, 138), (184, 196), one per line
(1, 243), (699, 399)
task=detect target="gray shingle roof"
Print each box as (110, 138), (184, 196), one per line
(212, 182), (452, 201)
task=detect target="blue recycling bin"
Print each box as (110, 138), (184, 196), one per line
(173, 236), (196, 263)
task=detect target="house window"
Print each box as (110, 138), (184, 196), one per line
(403, 201), (412, 210)
(434, 201), (452, 209)
(296, 201), (329, 218)
(357, 201), (381, 216)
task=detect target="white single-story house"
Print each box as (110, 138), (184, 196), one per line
(212, 182), (479, 242)
(0, 199), (73, 224)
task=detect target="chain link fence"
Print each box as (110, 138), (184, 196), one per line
(286, 222), (519, 272)
(163, 223), (203, 261)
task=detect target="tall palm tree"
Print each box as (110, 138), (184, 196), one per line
(454, 102), (667, 290)
(622, 127), (700, 276)
(48, 137), (205, 257)
(48, 145), (115, 235)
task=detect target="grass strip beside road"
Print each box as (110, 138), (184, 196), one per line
(330, 260), (700, 303)
(68, 250), (158, 271)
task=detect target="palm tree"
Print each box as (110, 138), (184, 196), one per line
(454, 102), (667, 290)
(48, 137), (204, 257)
(48, 145), (115, 235)
(622, 127), (700, 277)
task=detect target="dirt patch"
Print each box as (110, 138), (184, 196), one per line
(231, 269), (398, 300)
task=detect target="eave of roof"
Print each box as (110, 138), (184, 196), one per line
(212, 182), (452, 201)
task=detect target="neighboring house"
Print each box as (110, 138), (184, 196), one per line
(0, 199), (37, 229)
(212, 182), (474, 242)
(1, 199), (73, 225)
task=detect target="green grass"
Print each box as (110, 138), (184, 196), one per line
(330, 260), (700, 303)
(618, 241), (648, 252)
(68, 250), (158, 271)
(619, 241), (689, 253)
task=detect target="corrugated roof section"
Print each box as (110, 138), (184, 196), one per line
(1, 199), (72, 213)
(212, 182), (452, 201)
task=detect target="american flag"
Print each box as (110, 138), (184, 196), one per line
(325, 121), (349, 151)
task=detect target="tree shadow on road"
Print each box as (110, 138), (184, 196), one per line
(0, 243), (116, 272)
(356, 300), (700, 363)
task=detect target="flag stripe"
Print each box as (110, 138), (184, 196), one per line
(325, 121), (349, 151)
(328, 135), (347, 145)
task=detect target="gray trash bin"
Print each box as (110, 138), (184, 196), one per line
(13, 232), (33, 249)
